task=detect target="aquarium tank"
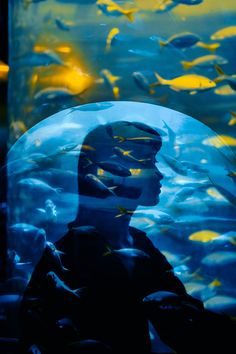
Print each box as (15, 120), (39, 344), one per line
(2, 0), (236, 353)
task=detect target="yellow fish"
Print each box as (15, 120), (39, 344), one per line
(209, 278), (222, 287)
(214, 85), (236, 96)
(105, 27), (120, 52)
(0, 61), (9, 81)
(153, 71), (216, 94)
(227, 171), (236, 178)
(10, 120), (28, 139)
(211, 26), (236, 40)
(195, 41), (220, 52)
(181, 54), (227, 71)
(32, 66), (94, 95)
(203, 135), (236, 147)
(115, 206), (134, 218)
(206, 188), (225, 200)
(96, 0), (138, 22)
(229, 111), (236, 126)
(189, 230), (220, 243)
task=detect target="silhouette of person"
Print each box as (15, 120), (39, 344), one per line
(19, 121), (234, 354)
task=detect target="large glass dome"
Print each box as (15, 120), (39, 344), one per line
(7, 101), (236, 316)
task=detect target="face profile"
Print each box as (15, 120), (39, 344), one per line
(76, 121), (163, 213)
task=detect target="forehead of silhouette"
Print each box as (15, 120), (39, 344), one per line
(79, 121), (162, 168)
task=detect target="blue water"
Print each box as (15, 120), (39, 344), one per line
(6, 0), (236, 332)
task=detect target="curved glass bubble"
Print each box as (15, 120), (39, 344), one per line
(7, 101), (236, 316)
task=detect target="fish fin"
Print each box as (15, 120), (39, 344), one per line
(153, 71), (166, 85)
(149, 88), (156, 95)
(113, 135), (126, 142)
(159, 40), (167, 48)
(103, 244), (113, 256)
(36, 208), (46, 213)
(171, 86), (180, 92)
(190, 90), (197, 95)
(214, 64), (225, 76)
(55, 187), (63, 194)
(109, 186), (117, 190)
(230, 111), (236, 118)
(181, 61), (193, 70)
(124, 9), (137, 22)
(150, 81), (161, 88)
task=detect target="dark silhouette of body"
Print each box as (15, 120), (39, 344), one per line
(19, 122), (234, 354)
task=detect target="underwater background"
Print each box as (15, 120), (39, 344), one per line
(1, 0), (236, 350)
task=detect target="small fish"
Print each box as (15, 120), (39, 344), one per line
(153, 71), (216, 94)
(27, 153), (55, 167)
(100, 69), (121, 99)
(133, 209), (174, 225)
(34, 87), (80, 103)
(158, 32), (220, 51)
(17, 178), (63, 195)
(207, 177), (236, 206)
(55, 18), (74, 31)
(10, 120), (28, 139)
(173, 0), (203, 4)
(159, 32), (201, 49)
(128, 49), (157, 57)
(113, 135), (161, 147)
(124, 121), (166, 137)
(204, 295), (236, 315)
(104, 247), (150, 260)
(14, 50), (63, 67)
(189, 230), (220, 243)
(228, 111), (236, 126)
(69, 102), (113, 112)
(181, 160), (209, 173)
(105, 27), (120, 52)
(96, 161), (132, 177)
(213, 65), (236, 90)
(45, 242), (68, 273)
(80, 173), (116, 198)
(96, 0), (138, 22)
(227, 171), (236, 179)
(203, 135), (236, 147)
(0, 61), (9, 81)
(173, 187), (196, 202)
(115, 206), (134, 218)
(113, 146), (149, 163)
(211, 26), (236, 40)
(181, 55), (228, 70)
(132, 71), (156, 95)
(214, 85), (236, 96)
(201, 251), (236, 266)
(160, 154), (188, 175)
(154, 0), (178, 13)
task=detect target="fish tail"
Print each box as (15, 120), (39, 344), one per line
(159, 40), (167, 48)
(105, 43), (111, 53)
(197, 41), (220, 52)
(214, 64), (225, 76)
(181, 60), (193, 70)
(112, 86), (120, 99)
(124, 10), (136, 22)
(153, 71), (166, 85)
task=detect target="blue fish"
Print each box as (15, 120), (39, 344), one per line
(96, 161), (132, 177)
(14, 50), (63, 67)
(173, 0), (203, 4)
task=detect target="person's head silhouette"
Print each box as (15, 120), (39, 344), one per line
(71, 121), (163, 247)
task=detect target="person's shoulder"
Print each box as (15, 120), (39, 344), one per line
(129, 226), (156, 250)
